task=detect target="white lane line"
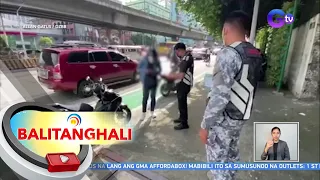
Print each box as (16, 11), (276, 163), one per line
(0, 72), (27, 109)
(0, 70), (54, 109)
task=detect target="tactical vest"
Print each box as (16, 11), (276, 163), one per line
(176, 52), (194, 86)
(224, 42), (263, 120)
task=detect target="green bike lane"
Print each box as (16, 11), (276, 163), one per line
(121, 72), (209, 110)
(119, 59), (216, 110)
(105, 58), (216, 110)
(120, 81), (164, 110)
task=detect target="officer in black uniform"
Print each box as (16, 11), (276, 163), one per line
(162, 42), (194, 130)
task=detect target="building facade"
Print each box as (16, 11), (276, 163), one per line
(126, 0), (171, 20)
(73, 24), (132, 45)
(170, 2), (195, 46)
(0, 14), (63, 49)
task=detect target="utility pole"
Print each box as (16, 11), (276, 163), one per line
(17, 1), (28, 59)
(249, 0), (260, 44)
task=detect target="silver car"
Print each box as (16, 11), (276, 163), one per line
(212, 46), (222, 55)
(192, 48), (210, 60)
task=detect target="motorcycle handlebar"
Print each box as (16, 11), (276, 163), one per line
(85, 76), (107, 95)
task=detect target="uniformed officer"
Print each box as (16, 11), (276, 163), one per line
(199, 11), (263, 179)
(162, 42), (194, 130)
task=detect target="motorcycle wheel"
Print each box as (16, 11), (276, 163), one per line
(114, 105), (132, 125)
(160, 83), (171, 97)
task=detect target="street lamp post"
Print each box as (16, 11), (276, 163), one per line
(249, 0), (260, 44)
(17, 1), (28, 59)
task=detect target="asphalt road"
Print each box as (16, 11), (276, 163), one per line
(0, 57), (213, 110)
(0, 56), (214, 180)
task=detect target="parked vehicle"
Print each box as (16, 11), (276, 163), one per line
(52, 76), (131, 124)
(157, 41), (178, 56)
(160, 62), (179, 97)
(192, 48), (210, 60)
(107, 45), (143, 61)
(37, 44), (139, 97)
(160, 77), (177, 97)
(212, 46), (222, 55)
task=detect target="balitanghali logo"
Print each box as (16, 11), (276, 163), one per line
(17, 113), (132, 141)
(67, 114), (82, 127)
(267, 9), (294, 28)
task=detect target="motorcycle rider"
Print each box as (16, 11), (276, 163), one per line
(204, 48), (211, 65)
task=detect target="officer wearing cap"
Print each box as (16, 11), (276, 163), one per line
(162, 42), (194, 130)
(199, 11), (263, 179)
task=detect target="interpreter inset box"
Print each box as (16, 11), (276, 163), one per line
(253, 122), (299, 162)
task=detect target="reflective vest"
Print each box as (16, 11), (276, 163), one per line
(224, 42), (263, 120)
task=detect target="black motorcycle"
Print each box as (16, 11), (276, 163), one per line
(160, 62), (178, 97)
(51, 76), (131, 123)
(160, 77), (177, 97)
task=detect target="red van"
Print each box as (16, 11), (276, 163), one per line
(37, 47), (139, 97)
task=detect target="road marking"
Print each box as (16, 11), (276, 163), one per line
(131, 71), (207, 112)
(0, 70), (52, 109)
(129, 71), (207, 130)
(92, 71), (208, 153)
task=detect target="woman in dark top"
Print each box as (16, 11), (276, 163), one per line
(138, 48), (161, 120)
(261, 127), (291, 160)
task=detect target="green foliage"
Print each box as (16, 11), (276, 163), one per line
(131, 33), (156, 46)
(265, 1), (294, 87)
(175, 0), (222, 38)
(256, 27), (269, 53)
(39, 37), (53, 47)
(0, 36), (7, 50)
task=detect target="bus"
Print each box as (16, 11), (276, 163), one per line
(157, 41), (178, 56)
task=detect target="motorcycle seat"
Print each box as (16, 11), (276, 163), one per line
(52, 103), (94, 111)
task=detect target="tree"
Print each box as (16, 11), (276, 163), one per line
(0, 36), (7, 51)
(175, 0), (286, 38)
(39, 37), (53, 47)
(0, 36), (10, 54)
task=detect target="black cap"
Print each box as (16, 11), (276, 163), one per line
(174, 42), (186, 50)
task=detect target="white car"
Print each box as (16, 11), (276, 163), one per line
(212, 46), (222, 55)
(192, 48), (210, 60)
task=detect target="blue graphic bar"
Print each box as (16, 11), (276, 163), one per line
(90, 162), (320, 171)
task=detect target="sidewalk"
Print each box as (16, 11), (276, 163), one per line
(95, 81), (320, 180)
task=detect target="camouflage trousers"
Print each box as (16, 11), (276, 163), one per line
(205, 120), (245, 180)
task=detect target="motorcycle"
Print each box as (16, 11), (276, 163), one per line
(160, 77), (177, 97)
(51, 76), (131, 124)
(203, 54), (211, 67)
(160, 62), (178, 97)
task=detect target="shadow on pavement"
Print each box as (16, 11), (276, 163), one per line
(109, 82), (212, 180)
(108, 82), (320, 180)
(28, 81), (140, 106)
